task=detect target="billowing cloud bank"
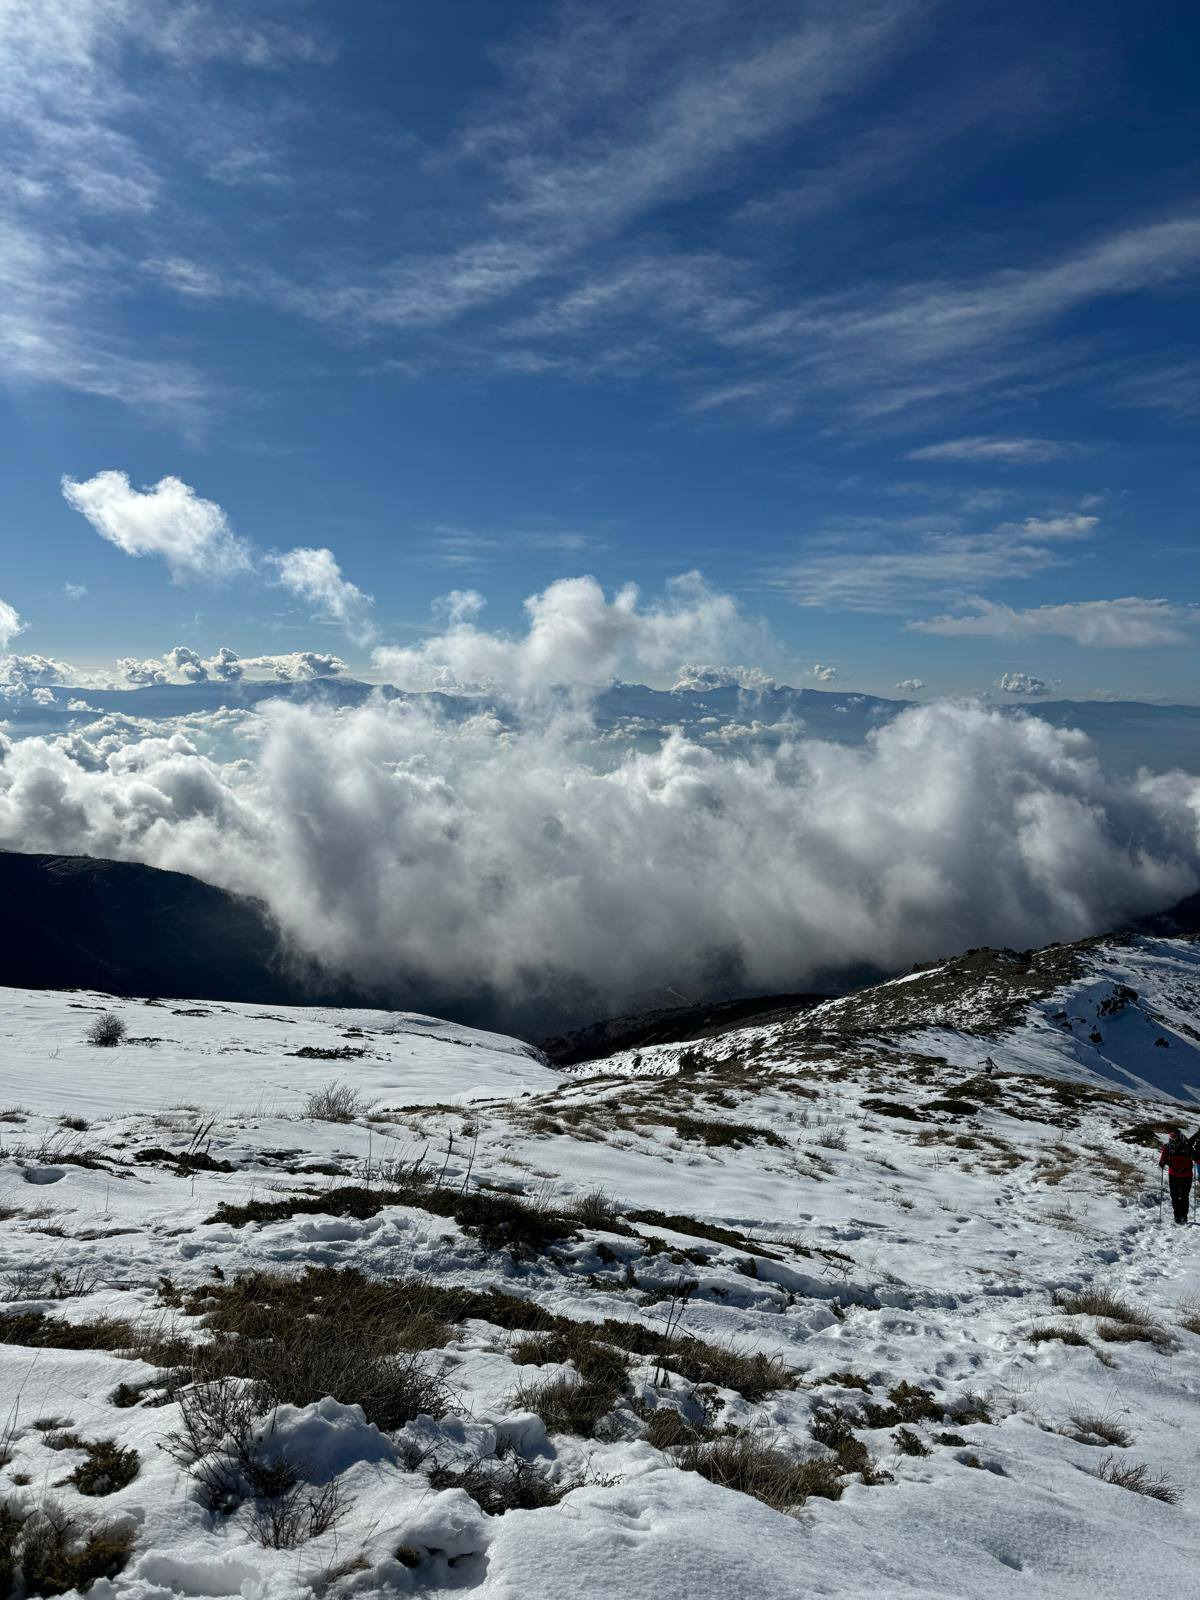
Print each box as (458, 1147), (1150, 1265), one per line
(1, 695), (1197, 1024)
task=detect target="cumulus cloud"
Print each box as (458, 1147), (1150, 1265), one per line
(123, 647), (348, 686)
(907, 437), (1084, 464)
(910, 596), (1198, 648)
(62, 470), (253, 582)
(373, 572), (763, 695)
(672, 663), (778, 692)
(996, 671), (1049, 696)
(272, 547), (375, 644)
(239, 651), (348, 681)
(60, 471), (372, 643)
(894, 678), (925, 693)
(1, 653), (80, 689)
(0, 600), (25, 651)
(808, 663), (838, 683)
(116, 656), (170, 687)
(0, 697), (1196, 1025)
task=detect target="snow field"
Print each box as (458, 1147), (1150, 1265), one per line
(1, 967), (1199, 1598)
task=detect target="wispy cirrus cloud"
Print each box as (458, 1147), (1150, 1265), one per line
(910, 597), (1200, 648)
(907, 436), (1086, 464)
(764, 508), (1101, 612)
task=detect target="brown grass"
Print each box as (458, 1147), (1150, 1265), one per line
(675, 1429), (845, 1513)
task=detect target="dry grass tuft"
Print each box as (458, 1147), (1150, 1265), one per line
(675, 1429), (845, 1514)
(1093, 1456), (1180, 1504)
(1052, 1287), (1153, 1326)
(1068, 1412), (1132, 1448)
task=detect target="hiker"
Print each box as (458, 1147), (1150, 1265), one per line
(1160, 1128), (1193, 1224)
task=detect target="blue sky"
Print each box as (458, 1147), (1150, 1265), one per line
(2, 0), (1198, 700)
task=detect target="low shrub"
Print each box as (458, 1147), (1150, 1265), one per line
(69, 1440), (140, 1496)
(301, 1080), (378, 1121)
(427, 1447), (585, 1516)
(209, 1181), (573, 1259)
(0, 1498), (132, 1595)
(861, 1381), (944, 1427)
(892, 1427), (930, 1457)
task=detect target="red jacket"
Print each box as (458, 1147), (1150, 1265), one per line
(1161, 1138), (1193, 1177)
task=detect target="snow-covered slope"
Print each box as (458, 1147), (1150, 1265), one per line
(789, 933), (1200, 1104)
(0, 989), (555, 1117)
(1, 974), (1199, 1599)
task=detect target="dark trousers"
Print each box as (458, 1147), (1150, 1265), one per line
(1169, 1173), (1192, 1223)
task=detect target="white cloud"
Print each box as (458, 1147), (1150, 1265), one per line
(272, 547), (375, 644)
(62, 471), (252, 582)
(62, 582), (88, 601)
(374, 572), (766, 695)
(673, 663), (778, 692)
(809, 663), (838, 683)
(910, 597), (1199, 648)
(0, 599), (25, 651)
(1001, 514), (1098, 542)
(0, 652), (78, 689)
(1, 696), (1197, 1021)
(433, 589), (487, 626)
(237, 651), (348, 681)
(116, 656), (170, 687)
(894, 678), (925, 692)
(768, 509), (1101, 613)
(996, 671), (1049, 696)
(118, 647), (347, 686)
(907, 437), (1083, 464)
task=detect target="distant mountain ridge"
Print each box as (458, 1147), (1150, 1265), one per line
(5, 675), (1199, 775)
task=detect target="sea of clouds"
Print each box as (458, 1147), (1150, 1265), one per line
(2, 689), (1198, 1026)
(3, 566), (1199, 1026)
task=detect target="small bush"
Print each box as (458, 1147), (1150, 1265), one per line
(814, 1370), (873, 1392)
(568, 1188), (628, 1231)
(302, 1081), (378, 1122)
(1069, 1412), (1132, 1448)
(85, 1013), (126, 1048)
(427, 1448), (584, 1516)
(892, 1427), (930, 1457)
(69, 1440), (140, 1497)
(244, 1480), (345, 1549)
(0, 1499), (132, 1596)
(861, 1382), (945, 1428)
(676, 1430), (845, 1514)
(934, 1432), (966, 1447)
(1094, 1456), (1180, 1504)
(810, 1407), (873, 1476)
